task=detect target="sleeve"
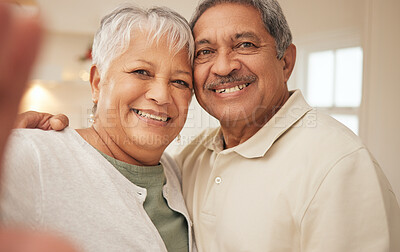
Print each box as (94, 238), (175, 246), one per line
(0, 130), (43, 228)
(300, 148), (400, 252)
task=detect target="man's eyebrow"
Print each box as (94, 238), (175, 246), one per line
(235, 32), (261, 43)
(195, 32), (261, 46)
(195, 39), (211, 46)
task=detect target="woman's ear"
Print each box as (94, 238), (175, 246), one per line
(282, 44), (296, 83)
(90, 65), (101, 103)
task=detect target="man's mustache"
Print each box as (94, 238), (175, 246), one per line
(205, 74), (257, 89)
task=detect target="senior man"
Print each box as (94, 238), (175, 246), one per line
(175, 0), (400, 251)
(14, 0), (400, 251)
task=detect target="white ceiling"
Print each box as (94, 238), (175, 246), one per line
(35, 0), (199, 35)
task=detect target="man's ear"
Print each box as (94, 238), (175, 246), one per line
(90, 65), (101, 103)
(282, 44), (296, 83)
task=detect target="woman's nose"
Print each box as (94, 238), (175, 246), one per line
(145, 78), (172, 105)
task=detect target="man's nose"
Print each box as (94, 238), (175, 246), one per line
(210, 51), (241, 76)
(145, 78), (172, 105)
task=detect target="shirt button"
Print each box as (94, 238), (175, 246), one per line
(215, 177), (222, 184)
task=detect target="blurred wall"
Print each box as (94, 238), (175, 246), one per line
(360, 0), (400, 200)
(20, 32), (93, 129)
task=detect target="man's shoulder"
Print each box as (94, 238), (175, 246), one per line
(281, 109), (370, 173)
(295, 109), (364, 149)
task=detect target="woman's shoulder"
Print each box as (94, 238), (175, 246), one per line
(4, 127), (108, 175)
(11, 127), (73, 138)
(11, 127), (80, 143)
(7, 127), (88, 155)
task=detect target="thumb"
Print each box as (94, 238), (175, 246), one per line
(49, 114), (69, 131)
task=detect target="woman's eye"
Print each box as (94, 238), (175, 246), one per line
(132, 69), (150, 76)
(196, 49), (213, 57)
(172, 80), (190, 88)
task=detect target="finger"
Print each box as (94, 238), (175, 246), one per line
(50, 114), (69, 131)
(0, 6), (43, 130)
(0, 5), (42, 169)
(14, 111), (37, 129)
(0, 4), (12, 64)
(6, 15), (43, 101)
(14, 111), (53, 130)
(0, 228), (80, 252)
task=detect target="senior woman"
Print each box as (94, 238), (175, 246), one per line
(0, 4), (196, 252)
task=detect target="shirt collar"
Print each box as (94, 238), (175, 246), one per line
(202, 127), (225, 153)
(203, 90), (313, 157)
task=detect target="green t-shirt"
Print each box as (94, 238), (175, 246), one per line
(99, 152), (188, 252)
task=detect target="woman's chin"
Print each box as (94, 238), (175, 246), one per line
(123, 117), (180, 147)
(123, 129), (174, 150)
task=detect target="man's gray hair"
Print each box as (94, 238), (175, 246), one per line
(190, 0), (292, 59)
(92, 4), (194, 77)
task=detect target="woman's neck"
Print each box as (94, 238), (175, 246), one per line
(76, 126), (163, 166)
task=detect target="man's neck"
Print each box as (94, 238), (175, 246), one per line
(220, 91), (291, 149)
(220, 118), (267, 149)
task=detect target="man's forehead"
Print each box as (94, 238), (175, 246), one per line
(194, 31), (262, 45)
(192, 3), (266, 42)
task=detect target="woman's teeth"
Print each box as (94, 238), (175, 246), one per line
(133, 109), (168, 122)
(215, 83), (250, 94)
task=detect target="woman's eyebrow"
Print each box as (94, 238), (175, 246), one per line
(135, 59), (154, 66)
(176, 70), (192, 77)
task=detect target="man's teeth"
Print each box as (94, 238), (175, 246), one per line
(133, 109), (168, 122)
(215, 83), (250, 94)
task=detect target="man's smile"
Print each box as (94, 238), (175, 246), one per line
(213, 83), (251, 94)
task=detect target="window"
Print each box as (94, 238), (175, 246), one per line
(305, 47), (363, 134)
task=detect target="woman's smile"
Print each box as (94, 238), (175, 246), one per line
(131, 108), (171, 125)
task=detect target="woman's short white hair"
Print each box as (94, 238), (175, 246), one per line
(92, 3), (194, 77)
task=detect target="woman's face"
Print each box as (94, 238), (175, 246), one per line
(92, 30), (193, 152)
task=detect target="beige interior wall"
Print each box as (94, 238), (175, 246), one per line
(20, 82), (92, 129)
(360, 0), (400, 201)
(280, 0), (366, 40)
(20, 32), (93, 129)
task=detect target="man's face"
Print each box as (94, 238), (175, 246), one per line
(193, 3), (294, 128)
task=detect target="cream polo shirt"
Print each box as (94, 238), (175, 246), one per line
(175, 90), (400, 252)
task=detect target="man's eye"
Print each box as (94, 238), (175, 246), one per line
(196, 49), (213, 57)
(238, 42), (256, 48)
